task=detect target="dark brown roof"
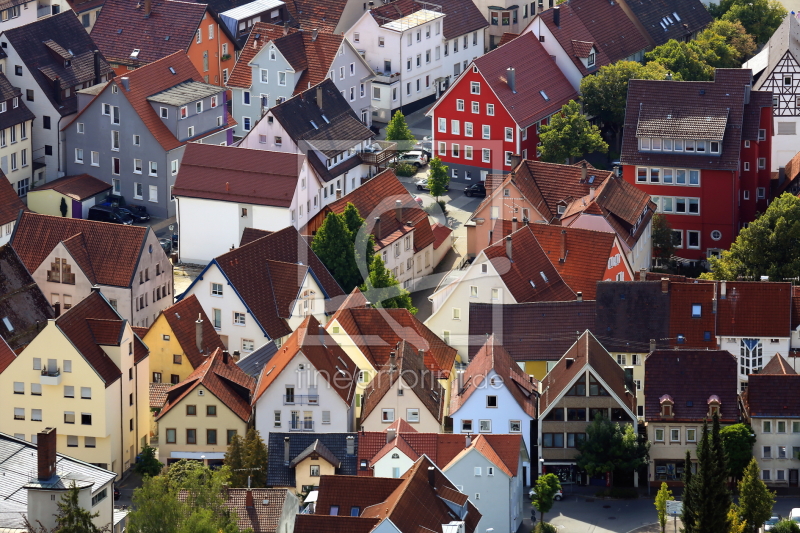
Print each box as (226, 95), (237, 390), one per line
(668, 282), (718, 349)
(32, 174), (111, 201)
(294, 515), (380, 533)
(356, 433), (467, 477)
(160, 294), (227, 368)
(759, 353), (796, 375)
(498, 32), (519, 46)
(539, 329), (635, 413)
(594, 281), (671, 352)
(206, 226), (344, 340)
(636, 104), (729, 139)
(469, 300), (596, 362)
(538, 4), (611, 75)
(283, 0), (348, 33)
(450, 335), (538, 418)
(622, 0), (713, 47)
(0, 73), (35, 131)
(0, 244), (54, 352)
(157, 348), (255, 421)
(717, 282), (792, 338)
(289, 439), (341, 468)
(369, 0), (487, 40)
(0, 173), (27, 226)
(470, 32), (578, 128)
(746, 374), (800, 417)
(644, 349), (739, 422)
(621, 70), (758, 172)
(315, 475), (403, 516)
(222, 488), (292, 533)
(4, 12), (114, 116)
(360, 340), (446, 424)
(90, 0), (207, 66)
(560, 0), (649, 62)
(173, 143), (303, 207)
(11, 211), (152, 288)
(240, 228), (273, 247)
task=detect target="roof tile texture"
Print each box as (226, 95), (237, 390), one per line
(369, 0), (488, 40)
(746, 374), (800, 417)
(0, 173), (27, 226)
(33, 174), (111, 201)
(160, 294), (227, 368)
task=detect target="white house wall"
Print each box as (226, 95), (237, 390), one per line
(525, 17), (583, 91)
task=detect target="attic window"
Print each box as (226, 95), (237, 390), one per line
(540, 271), (548, 283)
(588, 175), (595, 184)
(2, 317), (12, 332)
(310, 120), (318, 129)
(321, 114), (330, 124)
(117, 29), (122, 34)
(168, 67), (176, 75)
(165, 36), (170, 41)
(539, 90), (549, 101)
(529, 280), (536, 289)
(659, 395), (674, 417)
(673, 11), (681, 21)
(691, 304), (701, 318)
(708, 396), (720, 417)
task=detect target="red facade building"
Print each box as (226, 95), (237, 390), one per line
(620, 69), (773, 262)
(427, 32), (577, 183)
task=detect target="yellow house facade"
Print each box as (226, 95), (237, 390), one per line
(26, 174), (111, 219)
(290, 440), (340, 493)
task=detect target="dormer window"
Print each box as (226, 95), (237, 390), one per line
(587, 50), (595, 67)
(659, 394), (674, 418)
(708, 395), (720, 417)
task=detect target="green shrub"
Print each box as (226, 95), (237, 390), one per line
(772, 520), (800, 533)
(424, 200), (448, 217)
(534, 522), (558, 533)
(393, 163), (416, 177)
(595, 487), (638, 499)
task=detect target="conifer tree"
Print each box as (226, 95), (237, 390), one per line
(55, 483), (104, 533)
(243, 428), (268, 487)
(224, 434), (246, 487)
(681, 450), (697, 533)
(311, 212), (361, 292)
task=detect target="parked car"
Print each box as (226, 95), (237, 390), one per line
(464, 182), (486, 197)
(413, 137), (432, 159)
(102, 194), (150, 220)
(529, 487), (563, 501)
(159, 238), (173, 254)
(415, 178), (449, 192)
(763, 515), (781, 531)
(397, 151), (428, 168)
(113, 485), (121, 501)
(412, 194), (423, 205)
(87, 205), (133, 225)
(117, 207), (149, 223)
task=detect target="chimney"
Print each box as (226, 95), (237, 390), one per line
(336, 188), (342, 200)
(395, 200), (402, 224)
(52, 77), (60, 104)
(245, 489), (254, 508)
(465, 434), (471, 448)
(226, 182), (230, 192)
(346, 435), (355, 455)
(196, 314), (203, 354)
(144, 0), (151, 16)
(560, 229), (567, 262)
(427, 466), (435, 487)
(283, 437), (290, 465)
(639, 268), (646, 281)
(316, 86), (323, 110)
(53, 301), (61, 318)
(613, 165), (620, 177)
(505, 235), (512, 261)
(589, 187), (596, 201)
(506, 67), (516, 93)
(374, 216), (381, 239)
(512, 216), (518, 233)
(386, 428), (396, 443)
(456, 370), (464, 391)
(37, 428), (57, 481)
(283, 22), (289, 36)
(650, 339), (656, 353)
(389, 350), (396, 371)
(576, 291), (582, 302)
(121, 77), (130, 91)
(661, 278), (669, 293)
(581, 160), (587, 182)
(93, 50), (102, 85)
(720, 281), (727, 299)
(418, 348), (424, 361)
(553, 5), (560, 26)
(312, 28), (319, 41)
(222, 350), (229, 364)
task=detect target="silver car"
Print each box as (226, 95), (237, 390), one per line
(397, 150), (428, 168)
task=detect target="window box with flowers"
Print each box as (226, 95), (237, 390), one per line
(221, 54), (232, 62)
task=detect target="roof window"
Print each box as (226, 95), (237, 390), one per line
(130, 49), (140, 59)
(691, 304), (701, 318)
(529, 280), (536, 289)
(165, 35), (170, 41)
(539, 90), (549, 101)
(168, 67), (176, 74)
(310, 120), (318, 129)
(673, 12), (681, 21)
(540, 271), (548, 283)
(2, 317), (12, 332)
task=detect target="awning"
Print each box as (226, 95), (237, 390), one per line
(170, 451), (226, 460)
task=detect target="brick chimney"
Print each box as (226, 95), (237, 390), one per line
(427, 466), (435, 487)
(316, 85), (323, 110)
(661, 278), (669, 293)
(245, 489), (254, 508)
(559, 229), (567, 262)
(581, 160), (587, 182)
(374, 217), (381, 240)
(395, 200), (402, 224)
(386, 428), (396, 443)
(37, 428), (57, 481)
(53, 301), (61, 318)
(144, 0), (151, 16)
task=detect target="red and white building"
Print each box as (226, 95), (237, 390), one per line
(621, 69), (773, 262)
(426, 32), (578, 183)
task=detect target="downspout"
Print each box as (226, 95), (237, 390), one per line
(58, 115), (68, 180)
(120, 376), (124, 479)
(135, 355), (140, 458)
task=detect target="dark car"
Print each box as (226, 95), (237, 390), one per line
(464, 182), (486, 197)
(117, 207), (150, 223)
(103, 194), (150, 220)
(159, 238), (173, 254)
(113, 486), (121, 501)
(87, 205), (134, 225)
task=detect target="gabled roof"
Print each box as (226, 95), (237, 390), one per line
(228, 23), (298, 89)
(237, 340), (278, 377)
(0, 73), (35, 131)
(266, 432), (358, 487)
(156, 348), (255, 421)
(368, 0), (488, 40)
(537, 4), (611, 75)
(283, 0), (348, 33)
(158, 294), (227, 368)
(356, 432), (467, 477)
(90, 0), (208, 66)
(308, 169), (435, 254)
(753, 14), (800, 91)
(444, 434), (522, 479)
(150, 382), (172, 408)
(746, 373), (800, 417)
(554, 0), (648, 62)
(202, 226), (344, 340)
(360, 340), (446, 424)
(4, 12), (114, 116)
(55, 291), (148, 387)
(294, 515), (380, 533)
(314, 475), (403, 516)
(470, 32), (578, 128)
(172, 143), (303, 207)
(450, 335), (537, 418)
(621, 0), (712, 47)
(481, 226), (575, 303)
(668, 282), (721, 349)
(0, 236), (49, 355)
(289, 439), (341, 468)
(539, 329), (634, 413)
(11, 211), (151, 288)
(32, 174), (111, 201)
(329, 305), (457, 377)
(221, 488), (292, 533)
(717, 281), (792, 338)
(0, 175), (26, 227)
(594, 280), (671, 352)
(253, 315), (358, 404)
(240, 227), (273, 247)
(759, 353), (796, 375)
(644, 349), (739, 422)
(0, 335), (13, 374)
(469, 300), (596, 362)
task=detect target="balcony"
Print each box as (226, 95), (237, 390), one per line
(289, 421), (315, 432)
(40, 368), (61, 386)
(283, 395), (319, 406)
(360, 140), (396, 168)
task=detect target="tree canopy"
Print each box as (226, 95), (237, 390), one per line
(655, 482), (673, 533)
(538, 100), (608, 163)
(226, 428), (269, 487)
(53, 483), (105, 533)
(427, 157), (450, 200)
(651, 214), (676, 262)
(311, 211), (362, 292)
(531, 473), (562, 524)
(701, 193), (800, 281)
(720, 424), (756, 480)
(711, 0), (787, 44)
(645, 40), (715, 81)
(134, 444), (164, 478)
(385, 110), (416, 151)
(682, 414), (731, 533)
(701, 20), (757, 65)
(362, 255), (417, 313)
(575, 414), (649, 486)
(737, 458), (775, 533)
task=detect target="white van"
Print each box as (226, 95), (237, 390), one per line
(789, 508), (800, 522)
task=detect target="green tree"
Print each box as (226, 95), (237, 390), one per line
(59, 197), (68, 217)
(691, 27), (741, 69)
(531, 473), (562, 524)
(311, 211), (361, 292)
(242, 427), (269, 487)
(54, 482), (105, 533)
(538, 100), (608, 163)
(729, 504), (748, 533)
(737, 458), (775, 533)
(685, 414), (731, 533)
(655, 482), (673, 533)
(134, 444), (164, 478)
(718, 0), (787, 44)
(363, 255), (417, 313)
(651, 213), (676, 263)
(164, 459), (207, 489)
(385, 110), (416, 152)
(224, 434), (246, 487)
(702, 20), (757, 64)
(645, 40), (714, 81)
(580, 61), (673, 151)
(720, 424), (756, 480)
(772, 520), (800, 533)
(681, 450), (697, 533)
(575, 414), (649, 487)
(126, 475), (183, 533)
(426, 157), (450, 200)
(701, 193), (800, 281)
(343, 202), (376, 279)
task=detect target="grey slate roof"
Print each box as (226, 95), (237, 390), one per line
(622, 0), (712, 47)
(147, 81), (228, 106)
(594, 281), (671, 353)
(0, 433), (117, 530)
(236, 340), (277, 377)
(267, 433), (357, 487)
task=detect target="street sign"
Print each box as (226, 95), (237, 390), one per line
(667, 500), (683, 516)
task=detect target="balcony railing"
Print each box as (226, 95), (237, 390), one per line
(360, 140), (396, 167)
(40, 367), (61, 385)
(41, 367), (60, 377)
(283, 395), (319, 405)
(289, 421), (315, 432)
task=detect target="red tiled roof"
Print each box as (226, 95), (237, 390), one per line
(369, 0), (488, 40)
(294, 515), (380, 533)
(157, 348), (255, 421)
(370, 435), (421, 464)
(132, 326), (149, 338)
(717, 282), (792, 338)
(222, 488), (292, 533)
(538, 5), (611, 76)
(160, 294), (226, 368)
(644, 349), (739, 422)
(293, 32), (343, 96)
(746, 374), (800, 417)
(0, 334), (15, 373)
(90, 0), (207, 66)
(253, 315), (359, 404)
(315, 475), (404, 516)
(446, 434), (522, 478)
(150, 382), (172, 408)
(431, 222), (452, 249)
(173, 143), (303, 207)
(451, 335), (538, 417)
(240, 228), (273, 247)
(32, 174), (111, 201)
(668, 282), (717, 348)
(498, 32), (519, 46)
(356, 433), (468, 476)
(11, 212), (151, 288)
(759, 353), (796, 375)
(560, 0), (649, 62)
(0, 174), (27, 225)
(385, 418), (417, 434)
(472, 32), (578, 127)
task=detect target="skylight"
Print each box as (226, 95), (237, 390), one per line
(2, 317), (12, 332)
(540, 90), (549, 101)
(130, 49), (140, 59)
(165, 35), (170, 41)
(310, 120), (318, 129)
(168, 67), (176, 74)
(321, 114), (330, 124)
(529, 280), (536, 289)
(540, 271), (549, 283)
(673, 12), (681, 21)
